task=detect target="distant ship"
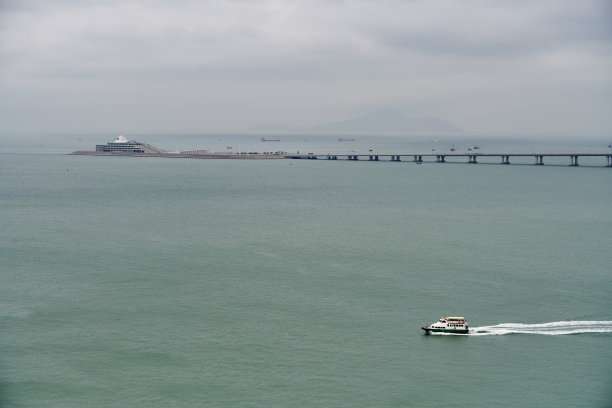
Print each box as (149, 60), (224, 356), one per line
(338, 137), (356, 141)
(261, 137), (280, 142)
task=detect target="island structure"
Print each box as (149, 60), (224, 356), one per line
(71, 135), (287, 159)
(95, 135), (167, 154)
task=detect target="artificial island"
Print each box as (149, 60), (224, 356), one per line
(71, 135), (287, 159)
(71, 135), (612, 166)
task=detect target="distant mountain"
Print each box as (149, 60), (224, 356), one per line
(250, 109), (462, 133)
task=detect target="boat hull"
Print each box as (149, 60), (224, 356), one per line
(422, 326), (469, 335)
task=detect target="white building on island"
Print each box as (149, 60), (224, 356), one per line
(95, 135), (166, 153)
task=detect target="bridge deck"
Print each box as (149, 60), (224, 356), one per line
(286, 152), (612, 166)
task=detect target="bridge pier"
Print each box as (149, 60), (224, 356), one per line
(436, 155), (446, 163)
(327, 155), (338, 160)
(500, 155), (510, 164)
(569, 155), (579, 166)
(391, 155), (401, 161)
(368, 155), (379, 161)
(534, 155), (544, 165)
(468, 155), (478, 164)
(607, 155), (611, 167)
(413, 155), (422, 163)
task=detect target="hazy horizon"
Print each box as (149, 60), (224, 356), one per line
(1, 0), (611, 137)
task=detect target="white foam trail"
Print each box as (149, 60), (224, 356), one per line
(464, 320), (612, 336)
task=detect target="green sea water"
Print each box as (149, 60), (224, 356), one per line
(1, 142), (611, 407)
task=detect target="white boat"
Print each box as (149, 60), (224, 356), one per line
(422, 316), (469, 334)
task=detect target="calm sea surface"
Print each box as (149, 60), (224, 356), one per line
(1, 134), (611, 407)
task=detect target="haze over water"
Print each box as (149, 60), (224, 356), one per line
(1, 134), (611, 407)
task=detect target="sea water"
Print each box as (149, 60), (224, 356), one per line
(1, 134), (611, 407)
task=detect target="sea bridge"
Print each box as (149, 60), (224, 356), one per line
(286, 152), (612, 167)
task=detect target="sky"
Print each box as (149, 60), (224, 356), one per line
(1, 0), (611, 136)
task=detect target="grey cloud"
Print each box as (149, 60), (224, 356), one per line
(1, 0), (611, 135)
(3, 0), (608, 75)
(362, 1), (611, 57)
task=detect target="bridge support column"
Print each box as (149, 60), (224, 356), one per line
(436, 155), (446, 162)
(375, 156), (379, 161)
(534, 155), (544, 165)
(468, 155), (477, 163)
(500, 155), (510, 164)
(391, 155), (401, 161)
(413, 155), (422, 163)
(570, 155), (579, 166)
(607, 155), (611, 167)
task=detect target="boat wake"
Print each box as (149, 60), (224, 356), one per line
(465, 321), (612, 336)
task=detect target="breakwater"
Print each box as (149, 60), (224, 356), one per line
(70, 151), (286, 159)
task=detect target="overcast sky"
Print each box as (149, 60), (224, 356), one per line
(1, 0), (611, 136)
